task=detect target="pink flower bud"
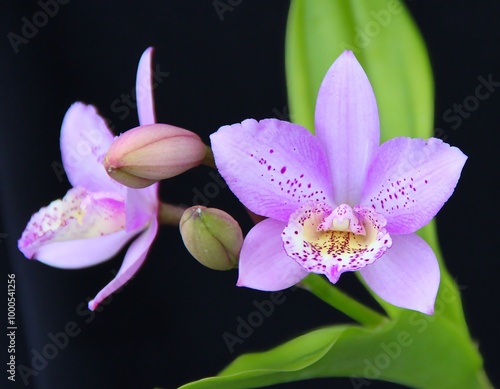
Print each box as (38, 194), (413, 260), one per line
(180, 206), (243, 271)
(104, 123), (206, 188)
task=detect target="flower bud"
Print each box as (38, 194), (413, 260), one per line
(104, 123), (206, 188)
(180, 206), (243, 270)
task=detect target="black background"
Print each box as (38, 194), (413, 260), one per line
(1, 1), (499, 389)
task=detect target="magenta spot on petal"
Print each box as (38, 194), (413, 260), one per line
(267, 165), (272, 171)
(281, 166), (287, 174)
(269, 149), (274, 153)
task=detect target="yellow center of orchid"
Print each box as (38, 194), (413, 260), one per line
(282, 203), (392, 283)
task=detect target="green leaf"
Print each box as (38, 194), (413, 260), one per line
(179, 314), (486, 389)
(286, 0), (434, 142)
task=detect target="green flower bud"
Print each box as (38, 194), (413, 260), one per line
(180, 206), (243, 270)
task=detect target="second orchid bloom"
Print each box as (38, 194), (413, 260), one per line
(18, 48), (161, 310)
(210, 51), (467, 314)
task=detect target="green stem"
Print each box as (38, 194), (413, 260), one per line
(158, 202), (187, 226)
(202, 144), (216, 168)
(298, 273), (387, 328)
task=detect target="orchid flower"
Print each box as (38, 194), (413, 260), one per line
(210, 51), (467, 314)
(18, 48), (159, 311)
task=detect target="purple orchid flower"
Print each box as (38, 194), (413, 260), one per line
(18, 48), (159, 311)
(210, 51), (467, 314)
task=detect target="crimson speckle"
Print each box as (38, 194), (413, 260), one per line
(281, 166), (287, 174)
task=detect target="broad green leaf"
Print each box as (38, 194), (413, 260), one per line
(179, 314), (486, 389)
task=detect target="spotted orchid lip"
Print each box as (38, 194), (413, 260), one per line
(18, 187), (127, 259)
(282, 202), (391, 283)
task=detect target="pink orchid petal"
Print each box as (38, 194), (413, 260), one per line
(136, 47), (156, 125)
(60, 103), (123, 193)
(18, 186), (143, 268)
(360, 137), (467, 234)
(34, 229), (139, 269)
(88, 217), (158, 311)
(125, 186), (158, 232)
(210, 118), (334, 222)
(237, 218), (309, 291)
(359, 233), (440, 314)
(124, 48), (159, 230)
(18, 187), (128, 261)
(315, 50), (380, 205)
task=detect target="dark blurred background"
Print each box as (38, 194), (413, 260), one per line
(1, 1), (499, 388)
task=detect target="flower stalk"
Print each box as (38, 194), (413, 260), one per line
(298, 273), (387, 328)
(158, 202), (186, 226)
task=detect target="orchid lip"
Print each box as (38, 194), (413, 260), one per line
(282, 202), (392, 283)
